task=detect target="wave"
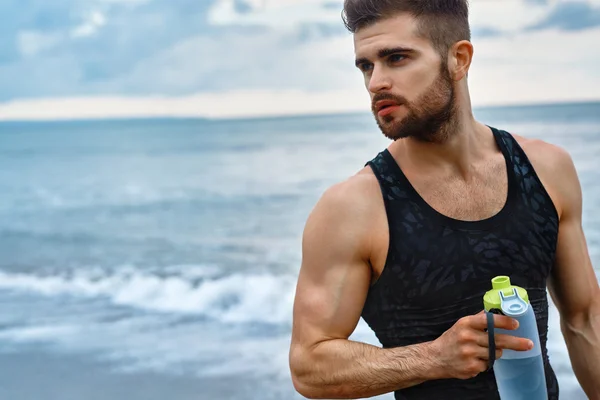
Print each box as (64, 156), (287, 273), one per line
(0, 267), (297, 325)
(0, 186), (307, 216)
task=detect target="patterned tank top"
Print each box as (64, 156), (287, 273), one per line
(363, 126), (560, 399)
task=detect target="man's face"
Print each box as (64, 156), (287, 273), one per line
(353, 14), (456, 142)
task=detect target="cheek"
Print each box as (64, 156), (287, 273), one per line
(404, 66), (440, 97)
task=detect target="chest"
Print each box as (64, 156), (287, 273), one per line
(380, 223), (555, 310)
(406, 158), (508, 221)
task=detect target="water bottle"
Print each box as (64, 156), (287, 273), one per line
(483, 276), (548, 400)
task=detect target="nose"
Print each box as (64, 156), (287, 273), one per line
(367, 65), (392, 94)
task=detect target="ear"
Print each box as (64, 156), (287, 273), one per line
(449, 40), (473, 81)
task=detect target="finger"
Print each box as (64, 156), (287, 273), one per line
(470, 345), (503, 361)
(492, 314), (520, 331)
(469, 359), (489, 378)
(495, 349), (503, 360)
(471, 333), (505, 360)
(494, 333), (533, 351)
(473, 350), (505, 362)
(467, 312), (519, 331)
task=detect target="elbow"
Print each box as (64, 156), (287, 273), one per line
(290, 372), (357, 399)
(289, 348), (322, 399)
(289, 347), (340, 399)
(562, 311), (588, 333)
(290, 373), (323, 399)
(561, 295), (600, 333)
(291, 378), (350, 400)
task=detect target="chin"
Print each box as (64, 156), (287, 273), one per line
(383, 107), (409, 121)
(380, 114), (403, 126)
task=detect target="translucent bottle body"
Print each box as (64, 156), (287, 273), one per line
(493, 305), (547, 400)
(492, 288), (548, 400)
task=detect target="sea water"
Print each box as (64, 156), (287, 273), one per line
(0, 102), (598, 399)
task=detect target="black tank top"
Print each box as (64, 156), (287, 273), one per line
(363, 126), (560, 400)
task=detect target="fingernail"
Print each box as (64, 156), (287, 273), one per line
(513, 320), (519, 329)
(528, 341), (534, 349)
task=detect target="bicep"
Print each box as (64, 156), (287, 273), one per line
(547, 151), (599, 322)
(549, 215), (598, 321)
(291, 189), (373, 351)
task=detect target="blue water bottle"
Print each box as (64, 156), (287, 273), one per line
(483, 276), (548, 400)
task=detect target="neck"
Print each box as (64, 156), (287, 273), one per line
(389, 90), (495, 178)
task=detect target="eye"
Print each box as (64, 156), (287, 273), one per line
(359, 62), (374, 73)
(389, 54), (406, 63)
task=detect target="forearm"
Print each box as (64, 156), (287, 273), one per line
(562, 301), (600, 400)
(290, 339), (440, 399)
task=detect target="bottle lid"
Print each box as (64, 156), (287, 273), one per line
(483, 276), (529, 312)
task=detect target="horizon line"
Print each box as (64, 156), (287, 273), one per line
(1, 98), (599, 125)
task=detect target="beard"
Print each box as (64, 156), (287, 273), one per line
(372, 64), (457, 143)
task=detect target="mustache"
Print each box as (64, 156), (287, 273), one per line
(371, 93), (408, 110)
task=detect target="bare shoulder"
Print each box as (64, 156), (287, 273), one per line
(511, 133), (573, 167)
(511, 133), (581, 218)
(307, 166), (381, 227)
(303, 166), (383, 256)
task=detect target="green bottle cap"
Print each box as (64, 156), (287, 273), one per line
(483, 276), (529, 312)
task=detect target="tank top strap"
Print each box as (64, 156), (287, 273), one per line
(488, 126), (559, 221)
(365, 149), (412, 203)
(488, 126), (527, 182)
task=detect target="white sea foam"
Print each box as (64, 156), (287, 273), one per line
(0, 269), (584, 399)
(0, 268), (297, 325)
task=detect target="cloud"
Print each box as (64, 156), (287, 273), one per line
(207, 0), (343, 29)
(71, 10), (107, 38)
(0, 0), (71, 64)
(0, 0), (547, 102)
(1, 0), (599, 119)
(468, 0), (550, 32)
(0, 0), (219, 100)
(469, 25), (600, 106)
(526, 1), (600, 31)
(16, 31), (64, 57)
(0, 89), (372, 121)
(101, 27), (359, 96)
(471, 26), (505, 39)
(0, 0), (359, 102)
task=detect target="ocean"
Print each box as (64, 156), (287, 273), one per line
(0, 102), (598, 399)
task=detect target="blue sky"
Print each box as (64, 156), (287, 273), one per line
(1, 0), (600, 119)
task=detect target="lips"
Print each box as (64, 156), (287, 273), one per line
(375, 100), (400, 117)
(375, 100), (400, 114)
(375, 100), (399, 111)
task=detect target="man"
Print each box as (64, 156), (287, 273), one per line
(288, 1), (600, 399)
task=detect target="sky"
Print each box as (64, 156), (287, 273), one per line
(1, 0), (599, 120)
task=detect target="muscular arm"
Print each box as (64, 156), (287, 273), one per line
(288, 175), (440, 399)
(524, 140), (600, 399)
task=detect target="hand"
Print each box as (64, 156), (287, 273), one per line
(429, 311), (534, 380)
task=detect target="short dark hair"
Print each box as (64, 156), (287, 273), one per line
(342, 0), (471, 58)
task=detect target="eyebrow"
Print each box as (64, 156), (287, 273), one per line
(355, 46), (416, 68)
